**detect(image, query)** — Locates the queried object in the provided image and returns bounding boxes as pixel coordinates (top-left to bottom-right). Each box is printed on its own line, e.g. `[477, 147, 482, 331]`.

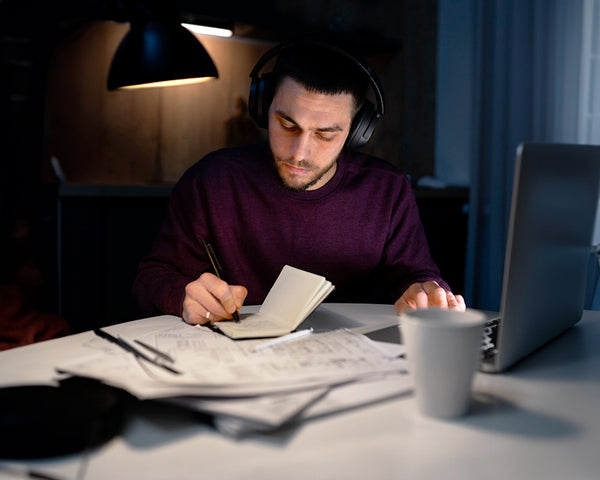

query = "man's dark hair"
[271, 43, 369, 115]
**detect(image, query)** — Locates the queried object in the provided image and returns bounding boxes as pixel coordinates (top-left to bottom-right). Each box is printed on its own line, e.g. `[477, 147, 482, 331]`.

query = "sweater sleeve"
[380, 176, 451, 300]
[132, 166, 211, 316]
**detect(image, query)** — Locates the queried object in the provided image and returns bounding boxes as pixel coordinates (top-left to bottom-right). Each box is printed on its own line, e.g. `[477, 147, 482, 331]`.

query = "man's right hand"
[182, 272, 247, 325]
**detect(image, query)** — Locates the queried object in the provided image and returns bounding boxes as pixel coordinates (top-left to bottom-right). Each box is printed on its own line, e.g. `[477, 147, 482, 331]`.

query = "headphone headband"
[248, 40, 385, 148]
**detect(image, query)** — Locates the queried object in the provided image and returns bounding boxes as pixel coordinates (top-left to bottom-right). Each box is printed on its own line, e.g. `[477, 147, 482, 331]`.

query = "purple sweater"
[133, 143, 448, 316]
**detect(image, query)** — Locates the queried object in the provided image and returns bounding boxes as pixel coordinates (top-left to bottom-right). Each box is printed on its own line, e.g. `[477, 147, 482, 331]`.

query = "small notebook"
[215, 265, 335, 339]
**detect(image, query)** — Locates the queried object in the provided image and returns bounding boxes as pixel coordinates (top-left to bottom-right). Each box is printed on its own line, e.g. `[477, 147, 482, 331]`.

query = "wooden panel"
[43, 21, 273, 184]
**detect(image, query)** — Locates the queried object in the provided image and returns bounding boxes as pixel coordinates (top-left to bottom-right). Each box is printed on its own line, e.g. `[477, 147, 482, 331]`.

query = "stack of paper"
[56, 323, 409, 435]
[59, 325, 405, 396]
[54, 266, 410, 436]
[168, 372, 412, 437]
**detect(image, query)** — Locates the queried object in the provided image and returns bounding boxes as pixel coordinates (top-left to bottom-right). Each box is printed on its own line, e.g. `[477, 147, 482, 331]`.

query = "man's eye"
[280, 121, 297, 131]
[316, 133, 335, 142]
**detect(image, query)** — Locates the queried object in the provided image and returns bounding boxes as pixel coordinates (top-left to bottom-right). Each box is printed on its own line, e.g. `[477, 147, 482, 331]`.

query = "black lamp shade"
[107, 20, 219, 90]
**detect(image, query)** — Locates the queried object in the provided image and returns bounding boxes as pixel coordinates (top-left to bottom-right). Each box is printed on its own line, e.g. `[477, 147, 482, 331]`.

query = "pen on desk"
[93, 328, 181, 375]
[202, 239, 241, 322]
[117, 336, 182, 375]
[253, 328, 314, 352]
[134, 338, 175, 363]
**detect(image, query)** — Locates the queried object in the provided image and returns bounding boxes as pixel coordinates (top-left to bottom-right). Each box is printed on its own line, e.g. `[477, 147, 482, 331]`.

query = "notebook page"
[215, 266, 333, 339]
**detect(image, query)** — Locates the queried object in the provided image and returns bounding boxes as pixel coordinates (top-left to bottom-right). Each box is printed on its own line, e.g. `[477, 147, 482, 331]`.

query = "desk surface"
[1, 304, 599, 480]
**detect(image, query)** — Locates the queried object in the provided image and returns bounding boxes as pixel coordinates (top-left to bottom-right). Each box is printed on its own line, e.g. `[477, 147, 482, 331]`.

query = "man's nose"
[289, 133, 311, 161]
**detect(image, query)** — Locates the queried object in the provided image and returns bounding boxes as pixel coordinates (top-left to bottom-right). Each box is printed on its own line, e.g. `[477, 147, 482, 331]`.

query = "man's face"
[267, 77, 354, 191]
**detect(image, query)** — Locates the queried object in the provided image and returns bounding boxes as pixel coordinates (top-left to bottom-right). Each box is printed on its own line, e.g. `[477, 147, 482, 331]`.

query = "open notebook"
[215, 265, 335, 339]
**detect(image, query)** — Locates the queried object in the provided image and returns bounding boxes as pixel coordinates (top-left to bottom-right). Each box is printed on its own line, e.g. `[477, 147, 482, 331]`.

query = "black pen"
[94, 328, 181, 375]
[202, 239, 241, 322]
[135, 338, 175, 363]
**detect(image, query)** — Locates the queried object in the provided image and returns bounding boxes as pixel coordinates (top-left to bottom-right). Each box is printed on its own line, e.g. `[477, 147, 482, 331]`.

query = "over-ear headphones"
[248, 40, 385, 149]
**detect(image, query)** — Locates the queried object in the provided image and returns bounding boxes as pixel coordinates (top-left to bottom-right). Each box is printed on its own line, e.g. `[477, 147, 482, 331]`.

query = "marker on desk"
[202, 239, 241, 322]
[253, 328, 314, 352]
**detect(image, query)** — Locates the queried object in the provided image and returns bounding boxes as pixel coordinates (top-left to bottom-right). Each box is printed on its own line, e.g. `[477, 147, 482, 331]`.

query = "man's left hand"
[394, 281, 466, 314]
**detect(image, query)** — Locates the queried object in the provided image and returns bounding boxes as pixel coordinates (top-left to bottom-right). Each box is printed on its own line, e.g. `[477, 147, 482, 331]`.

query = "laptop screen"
[493, 142, 600, 372]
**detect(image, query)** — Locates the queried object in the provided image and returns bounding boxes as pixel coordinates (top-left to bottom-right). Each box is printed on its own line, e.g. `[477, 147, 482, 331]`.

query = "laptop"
[480, 142, 600, 373]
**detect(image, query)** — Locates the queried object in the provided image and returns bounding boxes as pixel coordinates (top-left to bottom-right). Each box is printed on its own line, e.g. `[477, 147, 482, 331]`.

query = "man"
[133, 42, 465, 325]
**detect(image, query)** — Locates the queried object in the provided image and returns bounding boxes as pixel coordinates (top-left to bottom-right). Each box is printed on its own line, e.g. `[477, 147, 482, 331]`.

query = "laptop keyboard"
[481, 318, 500, 362]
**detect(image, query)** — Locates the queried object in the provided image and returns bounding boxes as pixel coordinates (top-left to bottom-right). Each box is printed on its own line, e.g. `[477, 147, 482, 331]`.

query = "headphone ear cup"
[347, 100, 379, 149]
[248, 77, 261, 126]
[248, 73, 274, 129]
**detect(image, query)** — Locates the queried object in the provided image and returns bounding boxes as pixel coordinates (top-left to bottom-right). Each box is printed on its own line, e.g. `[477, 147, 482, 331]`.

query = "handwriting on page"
[147, 323, 402, 383]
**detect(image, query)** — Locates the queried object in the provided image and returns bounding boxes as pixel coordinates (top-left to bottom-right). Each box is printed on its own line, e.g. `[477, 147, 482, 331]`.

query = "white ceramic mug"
[400, 308, 486, 419]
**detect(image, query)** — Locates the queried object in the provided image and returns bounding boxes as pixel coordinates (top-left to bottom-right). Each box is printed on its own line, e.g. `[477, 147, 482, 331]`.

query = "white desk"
[1, 304, 599, 480]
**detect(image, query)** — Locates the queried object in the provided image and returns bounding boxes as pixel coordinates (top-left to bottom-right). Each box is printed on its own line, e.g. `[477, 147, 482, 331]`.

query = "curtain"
[464, 0, 585, 309]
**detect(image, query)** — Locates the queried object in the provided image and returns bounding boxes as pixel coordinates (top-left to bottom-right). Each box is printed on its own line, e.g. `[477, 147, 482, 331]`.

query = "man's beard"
[273, 157, 338, 192]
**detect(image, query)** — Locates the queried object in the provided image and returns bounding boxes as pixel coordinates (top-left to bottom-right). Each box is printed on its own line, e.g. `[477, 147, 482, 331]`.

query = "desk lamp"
[107, 4, 219, 90]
